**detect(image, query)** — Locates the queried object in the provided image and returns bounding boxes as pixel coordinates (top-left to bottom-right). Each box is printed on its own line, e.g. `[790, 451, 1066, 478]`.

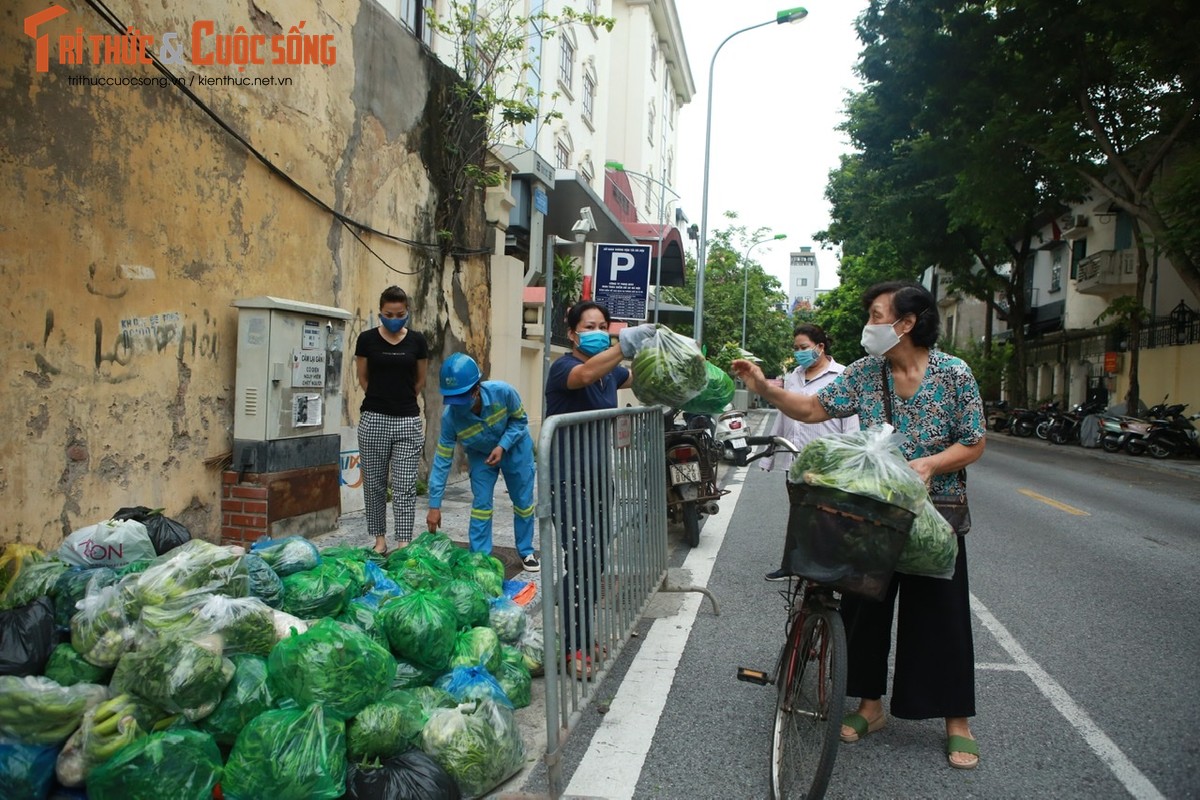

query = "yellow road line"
[1018, 488, 1090, 516]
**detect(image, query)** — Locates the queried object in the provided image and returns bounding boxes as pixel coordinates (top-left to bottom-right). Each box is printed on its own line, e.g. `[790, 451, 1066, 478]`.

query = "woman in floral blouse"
[732, 280, 986, 770]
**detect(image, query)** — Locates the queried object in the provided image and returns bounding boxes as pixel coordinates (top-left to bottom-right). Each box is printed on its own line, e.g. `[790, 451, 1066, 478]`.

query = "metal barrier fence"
[536, 405, 667, 797]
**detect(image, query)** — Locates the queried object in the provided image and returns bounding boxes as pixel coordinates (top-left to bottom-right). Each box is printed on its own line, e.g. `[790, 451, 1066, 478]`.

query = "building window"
[650, 38, 657, 78]
[387, 0, 432, 46]
[800, 278, 808, 287]
[647, 102, 655, 143]
[582, 73, 596, 124]
[580, 157, 594, 184]
[1050, 253, 1062, 292]
[555, 139, 571, 170]
[559, 35, 575, 89]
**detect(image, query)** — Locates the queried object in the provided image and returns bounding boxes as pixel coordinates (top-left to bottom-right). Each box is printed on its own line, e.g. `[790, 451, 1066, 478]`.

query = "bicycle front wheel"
[770, 607, 847, 800]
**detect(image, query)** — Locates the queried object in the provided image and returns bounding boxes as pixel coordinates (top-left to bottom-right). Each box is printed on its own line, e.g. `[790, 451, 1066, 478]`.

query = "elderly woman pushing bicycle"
[733, 280, 987, 772]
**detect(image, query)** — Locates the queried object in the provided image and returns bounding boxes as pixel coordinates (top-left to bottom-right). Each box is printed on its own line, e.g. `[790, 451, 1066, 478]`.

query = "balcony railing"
[1075, 249, 1136, 294]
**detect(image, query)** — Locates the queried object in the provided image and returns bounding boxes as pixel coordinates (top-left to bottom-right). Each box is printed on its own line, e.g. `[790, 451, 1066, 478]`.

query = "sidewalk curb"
[985, 429, 1200, 482]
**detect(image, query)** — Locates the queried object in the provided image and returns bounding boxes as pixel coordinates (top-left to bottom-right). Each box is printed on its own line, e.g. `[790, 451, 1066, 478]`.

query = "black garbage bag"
[0, 596, 55, 676]
[111, 506, 192, 556]
[344, 750, 461, 800]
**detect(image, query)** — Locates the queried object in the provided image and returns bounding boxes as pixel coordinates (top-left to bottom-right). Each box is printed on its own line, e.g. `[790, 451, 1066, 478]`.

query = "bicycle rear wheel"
[770, 606, 847, 800]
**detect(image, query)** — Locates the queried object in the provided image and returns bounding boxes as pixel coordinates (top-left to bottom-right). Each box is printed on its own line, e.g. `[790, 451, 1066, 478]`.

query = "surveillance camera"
[571, 208, 597, 242]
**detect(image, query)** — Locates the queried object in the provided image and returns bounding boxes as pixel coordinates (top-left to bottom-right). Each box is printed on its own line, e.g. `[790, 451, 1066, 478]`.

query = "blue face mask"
[380, 314, 408, 333]
[794, 348, 819, 369]
[577, 330, 611, 356]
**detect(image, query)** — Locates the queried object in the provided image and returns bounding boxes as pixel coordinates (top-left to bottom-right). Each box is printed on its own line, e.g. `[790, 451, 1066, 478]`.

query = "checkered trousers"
[357, 411, 425, 542]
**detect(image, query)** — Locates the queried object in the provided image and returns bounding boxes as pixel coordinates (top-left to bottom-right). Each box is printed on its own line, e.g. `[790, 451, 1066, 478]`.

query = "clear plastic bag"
[788, 424, 928, 514]
[895, 500, 959, 580]
[70, 583, 135, 668]
[630, 326, 709, 408]
[137, 594, 276, 657]
[0, 675, 108, 745]
[58, 520, 156, 570]
[421, 699, 524, 799]
[488, 596, 527, 644]
[449, 627, 502, 674]
[87, 728, 222, 800]
[250, 536, 320, 576]
[122, 540, 249, 612]
[110, 634, 235, 721]
[222, 704, 347, 800]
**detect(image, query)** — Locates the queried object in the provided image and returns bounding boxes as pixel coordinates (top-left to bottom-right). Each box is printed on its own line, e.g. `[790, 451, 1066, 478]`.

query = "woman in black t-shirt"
[354, 286, 429, 553]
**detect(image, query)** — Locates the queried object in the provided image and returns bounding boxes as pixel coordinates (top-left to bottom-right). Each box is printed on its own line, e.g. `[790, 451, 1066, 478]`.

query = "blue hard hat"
[440, 353, 481, 401]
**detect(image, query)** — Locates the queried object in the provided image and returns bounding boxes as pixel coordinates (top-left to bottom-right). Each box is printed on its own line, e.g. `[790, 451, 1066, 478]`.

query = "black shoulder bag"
[881, 362, 972, 534]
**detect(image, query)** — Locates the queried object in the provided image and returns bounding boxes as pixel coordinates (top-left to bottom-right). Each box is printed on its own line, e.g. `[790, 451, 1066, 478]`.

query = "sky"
[672, 1, 870, 294]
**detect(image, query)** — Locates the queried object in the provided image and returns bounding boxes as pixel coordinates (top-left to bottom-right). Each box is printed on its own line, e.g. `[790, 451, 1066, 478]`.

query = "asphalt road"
[525, 428, 1200, 799]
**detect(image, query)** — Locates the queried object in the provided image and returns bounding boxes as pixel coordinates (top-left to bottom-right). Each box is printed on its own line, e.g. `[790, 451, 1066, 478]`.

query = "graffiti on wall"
[93, 309, 221, 369]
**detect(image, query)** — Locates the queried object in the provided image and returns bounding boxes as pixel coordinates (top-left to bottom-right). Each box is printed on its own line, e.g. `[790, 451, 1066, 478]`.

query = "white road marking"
[564, 474, 745, 799]
[971, 596, 1167, 800]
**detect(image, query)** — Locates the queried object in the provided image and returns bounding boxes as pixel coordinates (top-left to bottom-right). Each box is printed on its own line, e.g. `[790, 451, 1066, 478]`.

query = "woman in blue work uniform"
[425, 353, 540, 572]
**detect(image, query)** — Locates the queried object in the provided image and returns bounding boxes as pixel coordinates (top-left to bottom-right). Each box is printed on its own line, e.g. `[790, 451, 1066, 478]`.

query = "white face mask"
[861, 320, 903, 357]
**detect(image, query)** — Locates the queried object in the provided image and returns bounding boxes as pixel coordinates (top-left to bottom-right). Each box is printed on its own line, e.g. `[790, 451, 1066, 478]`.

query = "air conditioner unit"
[1062, 214, 1090, 240]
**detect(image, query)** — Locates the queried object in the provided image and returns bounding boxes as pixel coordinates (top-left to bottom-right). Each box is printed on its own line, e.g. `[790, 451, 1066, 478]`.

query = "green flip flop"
[840, 712, 886, 743]
[946, 734, 980, 770]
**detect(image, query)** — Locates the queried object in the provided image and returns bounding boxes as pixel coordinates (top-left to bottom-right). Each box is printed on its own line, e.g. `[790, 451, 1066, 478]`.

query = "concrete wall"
[1110, 344, 1200, 410]
[2, 0, 491, 547]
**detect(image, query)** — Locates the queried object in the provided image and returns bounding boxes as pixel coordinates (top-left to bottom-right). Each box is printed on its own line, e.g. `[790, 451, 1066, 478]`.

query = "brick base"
[220, 464, 340, 546]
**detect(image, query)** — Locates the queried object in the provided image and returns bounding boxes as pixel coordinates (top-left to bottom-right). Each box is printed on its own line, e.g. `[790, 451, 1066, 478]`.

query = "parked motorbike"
[1045, 398, 1107, 445]
[1142, 405, 1200, 459]
[1009, 400, 1059, 438]
[985, 400, 1011, 433]
[664, 410, 726, 547]
[714, 406, 751, 465]
[1097, 399, 1172, 454]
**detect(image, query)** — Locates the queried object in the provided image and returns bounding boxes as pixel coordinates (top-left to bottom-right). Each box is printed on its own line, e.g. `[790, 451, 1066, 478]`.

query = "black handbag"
[881, 362, 972, 534]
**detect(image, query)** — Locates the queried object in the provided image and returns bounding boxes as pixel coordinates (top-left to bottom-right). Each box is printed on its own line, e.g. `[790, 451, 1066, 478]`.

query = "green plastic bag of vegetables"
[630, 326, 708, 408]
[319, 544, 382, 565]
[346, 700, 421, 761]
[449, 627, 502, 674]
[385, 550, 453, 592]
[242, 553, 284, 608]
[495, 658, 532, 709]
[137, 594, 277, 657]
[87, 728, 222, 800]
[488, 596, 527, 644]
[517, 625, 545, 677]
[378, 590, 458, 671]
[451, 551, 504, 597]
[895, 500, 958, 580]
[197, 655, 273, 746]
[436, 665, 512, 709]
[278, 561, 353, 619]
[53, 567, 118, 629]
[0, 675, 107, 744]
[323, 556, 368, 598]
[250, 536, 320, 576]
[1, 558, 68, 610]
[439, 579, 490, 630]
[421, 698, 525, 798]
[268, 618, 395, 720]
[336, 598, 389, 649]
[789, 425, 928, 515]
[0, 740, 57, 800]
[111, 635, 235, 721]
[391, 657, 443, 689]
[222, 704, 346, 800]
[70, 583, 135, 668]
[378, 686, 456, 739]
[115, 558, 153, 577]
[681, 360, 737, 415]
[407, 530, 458, 564]
[43, 643, 112, 687]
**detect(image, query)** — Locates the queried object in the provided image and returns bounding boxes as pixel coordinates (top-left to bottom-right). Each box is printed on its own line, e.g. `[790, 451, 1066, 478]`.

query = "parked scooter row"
[1043, 398, 1109, 445]
[1097, 399, 1200, 459]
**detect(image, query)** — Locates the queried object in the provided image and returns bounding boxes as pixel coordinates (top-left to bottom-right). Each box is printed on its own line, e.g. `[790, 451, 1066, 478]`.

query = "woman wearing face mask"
[732, 280, 986, 771]
[355, 285, 429, 555]
[759, 323, 859, 581]
[544, 301, 654, 679]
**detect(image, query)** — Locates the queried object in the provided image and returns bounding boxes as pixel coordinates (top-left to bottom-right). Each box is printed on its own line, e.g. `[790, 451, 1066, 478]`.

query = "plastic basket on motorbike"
[781, 426, 928, 600]
[783, 480, 915, 601]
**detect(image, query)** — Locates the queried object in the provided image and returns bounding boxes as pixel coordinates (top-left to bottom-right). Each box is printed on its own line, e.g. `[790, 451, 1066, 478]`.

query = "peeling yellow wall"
[1111, 344, 1200, 410]
[1, 0, 490, 547]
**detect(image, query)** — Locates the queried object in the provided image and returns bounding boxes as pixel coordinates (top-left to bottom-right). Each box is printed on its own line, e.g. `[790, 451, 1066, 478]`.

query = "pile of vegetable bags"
[788, 425, 959, 579]
[0, 528, 543, 800]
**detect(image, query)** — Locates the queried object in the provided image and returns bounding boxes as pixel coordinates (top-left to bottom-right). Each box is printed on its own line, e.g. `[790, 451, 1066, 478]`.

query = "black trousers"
[840, 535, 975, 719]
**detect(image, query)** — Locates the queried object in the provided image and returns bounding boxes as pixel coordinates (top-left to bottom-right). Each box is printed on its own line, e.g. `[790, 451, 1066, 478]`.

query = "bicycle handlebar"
[742, 435, 801, 465]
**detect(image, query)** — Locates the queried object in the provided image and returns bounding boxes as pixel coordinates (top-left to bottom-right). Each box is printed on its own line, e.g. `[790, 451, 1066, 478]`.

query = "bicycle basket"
[782, 482, 916, 601]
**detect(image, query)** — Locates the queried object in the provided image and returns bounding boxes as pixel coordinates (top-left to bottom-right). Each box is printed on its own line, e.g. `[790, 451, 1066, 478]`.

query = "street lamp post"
[695, 7, 808, 347]
[604, 161, 680, 323]
[741, 233, 787, 350]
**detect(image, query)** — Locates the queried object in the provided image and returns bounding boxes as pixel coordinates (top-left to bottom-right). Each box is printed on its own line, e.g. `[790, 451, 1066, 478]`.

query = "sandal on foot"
[946, 734, 980, 770]
[840, 712, 886, 743]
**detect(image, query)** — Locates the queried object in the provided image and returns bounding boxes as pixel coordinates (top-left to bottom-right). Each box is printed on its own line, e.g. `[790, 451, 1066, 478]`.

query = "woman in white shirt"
[760, 323, 860, 580]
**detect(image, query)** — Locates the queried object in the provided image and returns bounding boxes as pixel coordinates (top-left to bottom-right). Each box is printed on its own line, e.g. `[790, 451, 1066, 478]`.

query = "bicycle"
[736, 435, 915, 800]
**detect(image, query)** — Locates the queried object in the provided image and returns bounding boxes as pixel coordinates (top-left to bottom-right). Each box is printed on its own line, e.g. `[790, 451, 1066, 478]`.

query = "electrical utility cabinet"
[231, 296, 352, 476]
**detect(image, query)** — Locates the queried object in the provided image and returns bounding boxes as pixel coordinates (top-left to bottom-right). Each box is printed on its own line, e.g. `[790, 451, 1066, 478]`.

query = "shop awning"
[624, 223, 688, 286]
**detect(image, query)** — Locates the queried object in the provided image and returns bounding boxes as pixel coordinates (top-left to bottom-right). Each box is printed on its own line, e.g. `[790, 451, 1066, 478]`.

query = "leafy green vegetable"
[268, 618, 395, 720]
[385, 550, 454, 591]
[55, 692, 165, 786]
[439, 578, 490, 629]
[137, 594, 276, 657]
[488, 596, 527, 644]
[335, 598, 389, 649]
[451, 551, 504, 597]
[122, 540, 249, 613]
[43, 643, 112, 687]
[378, 590, 458, 671]
[278, 562, 352, 619]
[789, 427, 928, 514]
[70, 583, 135, 667]
[53, 567, 118, 629]
[896, 500, 959, 579]
[0, 740, 57, 800]
[222, 704, 346, 800]
[680, 360, 736, 415]
[421, 698, 525, 798]
[115, 558, 153, 577]
[346, 701, 419, 761]
[630, 326, 708, 408]
[0, 675, 108, 744]
[494, 658, 532, 709]
[449, 626, 502, 674]
[1, 558, 68, 610]
[111, 636, 235, 721]
[390, 657, 443, 689]
[517, 625, 545, 677]
[197, 654, 273, 746]
[242, 553, 284, 608]
[87, 728, 222, 800]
